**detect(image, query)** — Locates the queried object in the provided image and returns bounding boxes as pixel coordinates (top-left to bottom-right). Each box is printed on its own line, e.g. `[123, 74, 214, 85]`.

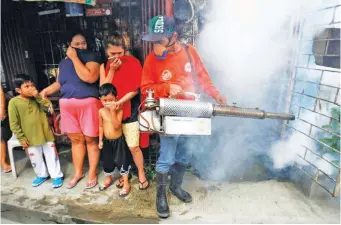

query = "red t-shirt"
[141, 44, 220, 100]
[105, 55, 149, 148]
[105, 55, 142, 121]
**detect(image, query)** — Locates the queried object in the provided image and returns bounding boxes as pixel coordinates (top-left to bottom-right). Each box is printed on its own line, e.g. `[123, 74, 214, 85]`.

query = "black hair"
[64, 30, 87, 45]
[99, 83, 117, 97]
[13, 74, 33, 88]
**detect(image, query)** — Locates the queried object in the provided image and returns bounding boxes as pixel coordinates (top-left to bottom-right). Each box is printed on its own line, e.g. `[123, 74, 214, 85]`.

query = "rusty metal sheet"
[86, 7, 112, 17]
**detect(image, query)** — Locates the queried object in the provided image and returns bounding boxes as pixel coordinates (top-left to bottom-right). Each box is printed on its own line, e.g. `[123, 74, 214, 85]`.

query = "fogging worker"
[141, 15, 227, 218]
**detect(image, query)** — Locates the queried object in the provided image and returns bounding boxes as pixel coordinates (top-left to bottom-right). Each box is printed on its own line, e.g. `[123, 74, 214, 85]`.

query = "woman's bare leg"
[129, 146, 148, 188]
[84, 136, 99, 182]
[67, 133, 86, 183]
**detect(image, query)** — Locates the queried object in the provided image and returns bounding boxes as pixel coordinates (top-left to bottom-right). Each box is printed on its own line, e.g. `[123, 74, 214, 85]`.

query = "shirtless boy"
[98, 83, 132, 197]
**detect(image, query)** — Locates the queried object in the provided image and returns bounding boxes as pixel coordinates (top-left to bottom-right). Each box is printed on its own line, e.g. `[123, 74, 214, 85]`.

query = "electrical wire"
[138, 100, 151, 130]
[151, 111, 164, 134]
[138, 100, 164, 134]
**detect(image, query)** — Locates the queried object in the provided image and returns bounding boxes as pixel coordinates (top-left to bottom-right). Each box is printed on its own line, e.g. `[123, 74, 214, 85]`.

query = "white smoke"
[194, 0, 339, 180]
[270, 110, 317, 169]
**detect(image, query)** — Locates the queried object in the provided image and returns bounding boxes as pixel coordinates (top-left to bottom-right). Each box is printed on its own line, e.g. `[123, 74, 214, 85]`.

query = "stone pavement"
[1, 148, 340, 224]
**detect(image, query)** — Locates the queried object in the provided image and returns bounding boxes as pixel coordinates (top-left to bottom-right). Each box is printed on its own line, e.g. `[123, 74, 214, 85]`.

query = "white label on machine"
[138, 110, 161, 132]
[163, 116, 211, 135]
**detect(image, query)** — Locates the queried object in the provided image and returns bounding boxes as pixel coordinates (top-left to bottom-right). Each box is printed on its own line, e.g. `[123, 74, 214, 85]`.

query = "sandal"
[4, 168, 12, 173]
[67, 174, 85, 189]
[119, 187, 130, 198]
[115, 173, 132, 189]
[85, 179, 98, 189]
[115, 179, 124, 189]
[99, 180, 113, 191]
[139, 179, 150, 190]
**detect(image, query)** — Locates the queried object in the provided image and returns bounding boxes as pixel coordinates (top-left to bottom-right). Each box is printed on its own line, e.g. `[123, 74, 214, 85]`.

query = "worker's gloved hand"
[169, 84, 183, 97]
[214, 94, 227, 105]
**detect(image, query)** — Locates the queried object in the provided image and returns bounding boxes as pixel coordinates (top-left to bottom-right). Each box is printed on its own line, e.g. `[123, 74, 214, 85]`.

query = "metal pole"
[128, 0, 133, 54]
[213, 105, 296, 120]
[333, 170, 340, 197]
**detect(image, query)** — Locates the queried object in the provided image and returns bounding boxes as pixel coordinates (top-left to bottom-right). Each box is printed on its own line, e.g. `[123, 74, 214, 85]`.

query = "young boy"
[8, 74, 63, 188]
[98, 83, 132, 197]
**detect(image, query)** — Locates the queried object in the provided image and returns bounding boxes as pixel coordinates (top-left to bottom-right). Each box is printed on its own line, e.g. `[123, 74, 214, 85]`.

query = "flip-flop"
[139, 179, 150, 190]
[115, 179, 124, 189]
[66, 174, 85, 189]
[99, 180, 113, 191]
[4, 168, 12, 173]
[115, 173, 132, 189]
[85, 179, 98, 189]
[119, 187, 130, 198]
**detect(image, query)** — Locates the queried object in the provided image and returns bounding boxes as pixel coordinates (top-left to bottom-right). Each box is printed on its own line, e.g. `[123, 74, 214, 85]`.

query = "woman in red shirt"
[99, 32, 149, 192]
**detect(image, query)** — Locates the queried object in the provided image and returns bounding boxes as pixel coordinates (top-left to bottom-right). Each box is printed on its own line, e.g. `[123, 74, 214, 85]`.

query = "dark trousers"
[102, 136, 132, 176]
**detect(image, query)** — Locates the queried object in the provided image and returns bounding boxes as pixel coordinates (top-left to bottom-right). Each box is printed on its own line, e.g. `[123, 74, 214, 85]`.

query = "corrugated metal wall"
[1, 19, 29, 89]
[1, 1, 30, 91]
[2, 0, 168, 89]
[141, 0, 166, 60]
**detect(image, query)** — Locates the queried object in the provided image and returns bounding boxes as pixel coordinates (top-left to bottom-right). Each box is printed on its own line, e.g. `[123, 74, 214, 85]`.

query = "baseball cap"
[142, 15, 176, 42]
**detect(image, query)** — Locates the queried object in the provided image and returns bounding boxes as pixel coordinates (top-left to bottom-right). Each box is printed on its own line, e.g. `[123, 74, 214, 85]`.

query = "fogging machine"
[138, 90, 295, 135]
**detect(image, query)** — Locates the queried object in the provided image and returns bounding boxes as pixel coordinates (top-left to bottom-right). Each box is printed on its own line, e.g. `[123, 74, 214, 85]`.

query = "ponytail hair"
[106, 31, 127, 51]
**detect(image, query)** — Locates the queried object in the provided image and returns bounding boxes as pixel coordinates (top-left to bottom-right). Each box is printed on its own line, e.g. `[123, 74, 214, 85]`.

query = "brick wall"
[287, 4, 340, 197]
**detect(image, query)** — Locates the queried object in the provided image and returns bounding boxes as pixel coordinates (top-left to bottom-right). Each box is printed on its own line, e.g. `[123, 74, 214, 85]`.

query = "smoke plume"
[192, 0, 339, 181]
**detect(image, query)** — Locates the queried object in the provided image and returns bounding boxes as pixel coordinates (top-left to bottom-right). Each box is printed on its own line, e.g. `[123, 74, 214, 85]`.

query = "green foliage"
[319, 107, 340, 155]
[145, 164, 156, 181]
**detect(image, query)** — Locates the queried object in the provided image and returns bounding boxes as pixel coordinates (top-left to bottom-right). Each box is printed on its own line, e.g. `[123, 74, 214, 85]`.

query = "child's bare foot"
[99, 175, 113, 191]
[119, 176, 130, 197]
[104, 175, 113, 186]
[115, 176, 123, 188]
[115, 173, 132, 188]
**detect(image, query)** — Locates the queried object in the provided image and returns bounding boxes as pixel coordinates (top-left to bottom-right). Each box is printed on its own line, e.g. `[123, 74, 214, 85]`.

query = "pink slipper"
[4, 168, 12, 173]
[85, 179, 98, 189]
[67, 174, 85, 189]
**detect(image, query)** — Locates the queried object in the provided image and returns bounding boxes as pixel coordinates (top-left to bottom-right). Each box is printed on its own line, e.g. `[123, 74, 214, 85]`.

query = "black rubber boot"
[156, 172, 170, 218]
[169, 163, 192, 203]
